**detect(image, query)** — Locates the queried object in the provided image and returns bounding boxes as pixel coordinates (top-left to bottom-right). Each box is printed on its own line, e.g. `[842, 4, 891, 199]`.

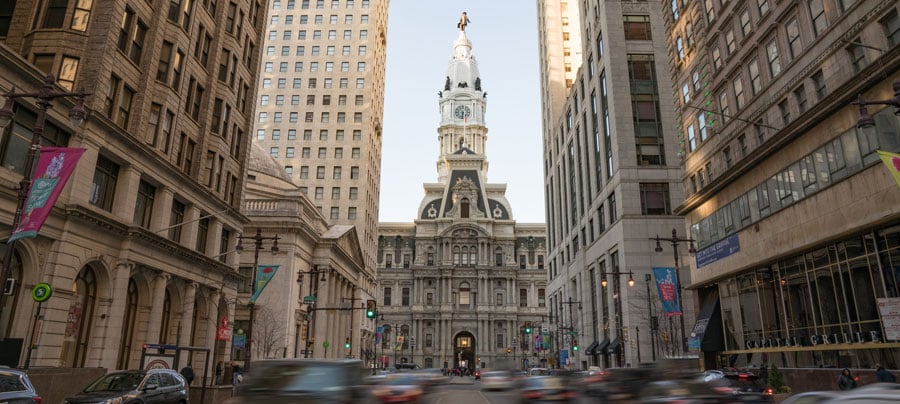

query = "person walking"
[759, 364, 768, 386]
[838, 368, 857, 390]
[180, 363, 195, 386]
[876, 364, 897, 383]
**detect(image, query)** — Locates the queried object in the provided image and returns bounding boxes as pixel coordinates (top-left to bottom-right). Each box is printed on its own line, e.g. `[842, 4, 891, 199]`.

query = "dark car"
[225, 359, 368, 404]
[0, 368, 42, 403]
[705, 373, 773, 403]
[63, 369, 188, 404]
[520, 375, 579, 403]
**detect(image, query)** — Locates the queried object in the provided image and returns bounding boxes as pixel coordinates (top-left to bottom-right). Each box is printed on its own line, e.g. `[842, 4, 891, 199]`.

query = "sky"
[378, 1, 546, 223]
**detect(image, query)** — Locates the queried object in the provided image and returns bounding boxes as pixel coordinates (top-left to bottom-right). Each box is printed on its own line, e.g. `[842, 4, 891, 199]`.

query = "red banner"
[9, 147, 85, 242]
[217, 327, 233, 341]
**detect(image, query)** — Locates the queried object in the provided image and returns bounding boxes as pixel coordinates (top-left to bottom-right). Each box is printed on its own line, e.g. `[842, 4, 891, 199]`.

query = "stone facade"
[0, 0, 266, 381]
[665, 0, 900, 370]
[252, 0, 389, 279]
[375, 28, 548, 371]
[538, 0, 691, 370]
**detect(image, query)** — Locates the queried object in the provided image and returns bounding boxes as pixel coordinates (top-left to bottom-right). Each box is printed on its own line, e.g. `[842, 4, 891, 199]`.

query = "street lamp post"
[853, 79, 900, 128]
[650, 229, 696, 356]
[645, 274, 657, 362]
[0, 75, 88, 332]
[296, 266, 328, 358]
[560, 298, 581, 368]
[600, 271, 634, 366]
[236, 228, 280, 371]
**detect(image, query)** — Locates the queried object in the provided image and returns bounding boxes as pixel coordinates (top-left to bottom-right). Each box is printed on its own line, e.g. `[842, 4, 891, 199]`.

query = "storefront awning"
[595, 338, 610, 355]
[688, 289, 726, 352]
[606, 338, 621, 354]
[585, 340, 599, 355]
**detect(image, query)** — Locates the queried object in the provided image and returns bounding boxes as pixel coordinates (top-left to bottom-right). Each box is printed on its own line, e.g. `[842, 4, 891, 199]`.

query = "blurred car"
[639, 379, 741, 404]
[63, 369, 187, 404]
[528, 368, 551, 377]
[519, 376, 578, 403]
[225, 359, 368, 404]
[826, 382, 900, 403]
[0, 368, 42, 404]
[412, 368, 445, 391]
[705, 372, 774, 402]
[589, 366, 658, 401]
[371, 374, 424, 403]
[480, 370, 514, 391]
[780, 391, 840, 404]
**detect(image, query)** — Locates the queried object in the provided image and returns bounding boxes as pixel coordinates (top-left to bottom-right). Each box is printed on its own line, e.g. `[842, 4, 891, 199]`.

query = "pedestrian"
[838, 368, 857, 390]
[179, 363, 195, 385]
[215, 361, 223, 385]
[232, 361, 244, 385]
[759, 364, 768, 386]
[875, 364, 897, 383]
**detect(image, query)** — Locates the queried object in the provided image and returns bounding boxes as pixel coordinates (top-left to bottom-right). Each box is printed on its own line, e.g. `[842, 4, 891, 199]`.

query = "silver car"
[64, 369, 188, 404]
[0, 368, 42, 404]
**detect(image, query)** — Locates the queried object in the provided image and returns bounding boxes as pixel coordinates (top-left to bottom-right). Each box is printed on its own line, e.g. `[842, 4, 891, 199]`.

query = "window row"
[274, 0, 370, 10]
[270, 13, 368, 25]
[267, 44, 367, 56]
[255, 128, 363, 141]
[260, 93, 364, 106]
[259, 111, 365, 123]
[261, 77, 366, 89]
[268, 146, 361, 160]
[263, 60, 366, 73]
[290, 165, 361, 180]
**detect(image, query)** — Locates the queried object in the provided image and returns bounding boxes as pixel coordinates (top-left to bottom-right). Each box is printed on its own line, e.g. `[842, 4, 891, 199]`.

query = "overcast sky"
[379, 1, 546, 223]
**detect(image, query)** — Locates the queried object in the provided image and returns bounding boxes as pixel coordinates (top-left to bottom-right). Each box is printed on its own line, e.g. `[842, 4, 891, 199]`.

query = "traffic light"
[366, 299, 376, 318]
[573, 339, 579, 351]
[524, 322, 532, 334]
[345, 337, 351, 349]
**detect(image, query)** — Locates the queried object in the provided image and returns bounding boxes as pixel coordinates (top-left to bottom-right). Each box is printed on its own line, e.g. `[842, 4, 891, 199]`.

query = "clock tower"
[436, 29, 488, 182]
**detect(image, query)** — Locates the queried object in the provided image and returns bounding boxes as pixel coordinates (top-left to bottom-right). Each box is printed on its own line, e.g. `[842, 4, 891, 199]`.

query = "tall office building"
[375, 24, 548, 371]
[252, 0, 388, 277]
[538, 0, 691, 370]
[537, 0, 582, 131]
[665, 0, 900, 373]
[0, 0, 265, 377]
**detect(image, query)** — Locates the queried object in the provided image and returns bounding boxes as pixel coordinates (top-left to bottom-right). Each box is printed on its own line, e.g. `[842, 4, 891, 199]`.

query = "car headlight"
[100, 397, 126, 404]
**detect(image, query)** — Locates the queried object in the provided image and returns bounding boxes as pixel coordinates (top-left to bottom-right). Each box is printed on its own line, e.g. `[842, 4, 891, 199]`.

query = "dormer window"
[460, 198, 470, 218]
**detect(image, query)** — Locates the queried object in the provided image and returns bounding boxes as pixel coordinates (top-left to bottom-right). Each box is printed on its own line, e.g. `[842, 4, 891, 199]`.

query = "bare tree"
[254, 306, 285, 359]
[627, 281, 680, 358]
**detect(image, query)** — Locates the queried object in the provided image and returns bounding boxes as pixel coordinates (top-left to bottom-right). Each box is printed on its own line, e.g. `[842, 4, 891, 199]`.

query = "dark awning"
[585, 340, 599, 355]
[687, 288, 726, 352]
[606, 338, 621, 354]
[597, 338, 610, 354]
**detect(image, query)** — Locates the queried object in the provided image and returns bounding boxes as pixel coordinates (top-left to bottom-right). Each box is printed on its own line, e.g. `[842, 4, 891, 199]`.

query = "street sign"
[303, 295, 317, 303]
[31, 283, 52, 302]
[410, 336, 417, 348]
[541, 323, 549, 333]
[511, 337, 518, 348]
[323, 340, 330, 348]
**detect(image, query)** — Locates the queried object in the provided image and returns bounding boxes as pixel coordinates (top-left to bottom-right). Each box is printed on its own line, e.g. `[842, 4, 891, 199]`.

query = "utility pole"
[646, 274, 657, 362]
[650, 229, 697, 356]
[236, 228, 280, 371]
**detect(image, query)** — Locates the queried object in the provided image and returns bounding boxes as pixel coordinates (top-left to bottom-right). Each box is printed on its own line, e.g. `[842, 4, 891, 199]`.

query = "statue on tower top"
[457, 11, 471, 32]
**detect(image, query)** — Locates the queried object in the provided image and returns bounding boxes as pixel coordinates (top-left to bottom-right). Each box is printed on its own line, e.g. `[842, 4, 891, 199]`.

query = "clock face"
[454, 105, 471, 119]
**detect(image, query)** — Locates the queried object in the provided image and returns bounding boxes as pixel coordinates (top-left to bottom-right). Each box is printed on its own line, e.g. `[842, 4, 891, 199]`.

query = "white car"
[480, 370, 514, 391]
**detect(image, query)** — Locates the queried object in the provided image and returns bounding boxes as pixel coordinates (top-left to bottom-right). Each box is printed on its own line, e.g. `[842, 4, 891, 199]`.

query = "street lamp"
[0, 75, 89, 329]
[600, 271, 635, 288]
[235, 228, 280, 371]
[296, 266, 328, 358]
[853, 79, 900, 128]
[650, 228, 696, 356]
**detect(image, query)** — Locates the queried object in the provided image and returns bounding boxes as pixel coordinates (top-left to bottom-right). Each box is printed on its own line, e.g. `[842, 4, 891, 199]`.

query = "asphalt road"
[413, 379, 596, 404]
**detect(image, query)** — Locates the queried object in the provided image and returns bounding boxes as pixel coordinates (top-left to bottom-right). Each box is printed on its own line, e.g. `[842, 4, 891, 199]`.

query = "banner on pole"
[878, 150, 900, 192]
[9, 147, 85, 243]
[653, 267, 682, 316]
[249, 265, 279, 304]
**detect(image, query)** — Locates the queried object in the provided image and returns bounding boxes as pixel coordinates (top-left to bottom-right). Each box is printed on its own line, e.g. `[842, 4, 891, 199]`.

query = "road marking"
[476, 390, 491, 403]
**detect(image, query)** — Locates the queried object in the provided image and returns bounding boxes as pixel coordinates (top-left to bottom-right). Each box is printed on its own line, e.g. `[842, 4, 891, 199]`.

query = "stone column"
[179, 282, 198, 346]
[99, 261, 134, 370]
[112, 164, 141, 223]
[145, 273, 171, 344]
[151, 187, 173, 234]
[208, 219, 224, 259]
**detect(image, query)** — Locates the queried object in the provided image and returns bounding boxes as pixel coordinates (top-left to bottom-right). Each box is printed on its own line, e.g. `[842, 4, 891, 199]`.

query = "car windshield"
[245, 364, 349, 392]
[0, 373, 27, 393]
[523, 376, 566, 389]
[85, 372, 145, 392]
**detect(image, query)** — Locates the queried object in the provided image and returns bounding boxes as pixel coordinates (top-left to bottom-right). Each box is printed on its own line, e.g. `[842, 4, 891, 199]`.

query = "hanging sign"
[9, 147, 85, 242]
[249, 265, 279, 304]
[653, 267, 682, 316]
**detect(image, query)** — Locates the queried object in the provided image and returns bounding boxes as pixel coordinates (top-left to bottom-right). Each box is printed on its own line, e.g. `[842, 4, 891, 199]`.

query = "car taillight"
[764, 388, 774, 395]
[32, 397, 42, 404]
[525, 391, 542, 399]
[561, 391, 577, 399]
[853, 376, 860, 382]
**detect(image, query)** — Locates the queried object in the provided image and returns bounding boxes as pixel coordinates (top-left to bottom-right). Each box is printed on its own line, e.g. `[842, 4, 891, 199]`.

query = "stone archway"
[453, 331, 476, 371]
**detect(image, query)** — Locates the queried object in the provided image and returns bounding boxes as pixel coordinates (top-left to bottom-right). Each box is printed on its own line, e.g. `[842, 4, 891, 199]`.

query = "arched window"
[459, 282, 471, 306]
[117, 279, 139, 369]
[0, 246, 22, 338]
[460, 198, 470, 218]
[453, 246, 461, 265]
[461, 246, 469, 265]
[64, 266, 97, 367]
[160, 290, 172, 344]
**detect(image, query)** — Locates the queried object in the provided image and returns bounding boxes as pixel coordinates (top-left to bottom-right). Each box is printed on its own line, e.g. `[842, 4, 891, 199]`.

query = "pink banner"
[8, 147, 85, 242]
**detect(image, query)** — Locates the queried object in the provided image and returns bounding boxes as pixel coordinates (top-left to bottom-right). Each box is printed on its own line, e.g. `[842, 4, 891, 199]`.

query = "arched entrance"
[453, 331, 476, 371]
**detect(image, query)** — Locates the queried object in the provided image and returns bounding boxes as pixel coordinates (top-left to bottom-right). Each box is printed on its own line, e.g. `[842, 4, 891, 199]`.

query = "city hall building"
[375, 25, 548, 371]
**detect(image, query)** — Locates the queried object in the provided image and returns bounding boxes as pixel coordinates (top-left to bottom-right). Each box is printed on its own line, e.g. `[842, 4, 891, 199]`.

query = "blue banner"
[696, 233, 741, 268]
[653, 267, 682, 316]
[559, 349, 569, 366]
[249, 265, 279, 304]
